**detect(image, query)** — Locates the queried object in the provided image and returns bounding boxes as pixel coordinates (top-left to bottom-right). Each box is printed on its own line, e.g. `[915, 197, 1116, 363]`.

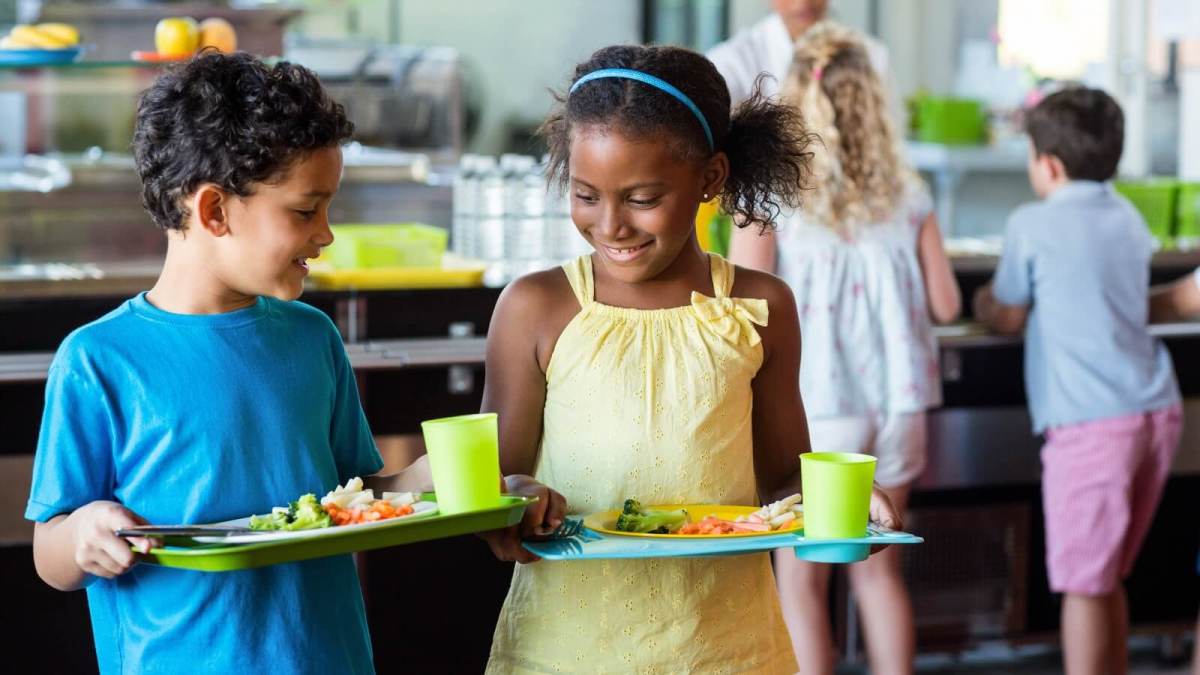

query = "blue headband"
[569, 68, 715, 151]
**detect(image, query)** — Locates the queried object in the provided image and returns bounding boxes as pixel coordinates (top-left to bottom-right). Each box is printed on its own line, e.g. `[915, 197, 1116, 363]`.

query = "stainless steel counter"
[5, 321, 1200, 380]
[0, 336, 488, 383]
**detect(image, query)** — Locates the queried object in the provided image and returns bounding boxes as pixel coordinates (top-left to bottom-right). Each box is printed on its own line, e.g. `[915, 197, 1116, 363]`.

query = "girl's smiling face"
[568, 126, 725, 285]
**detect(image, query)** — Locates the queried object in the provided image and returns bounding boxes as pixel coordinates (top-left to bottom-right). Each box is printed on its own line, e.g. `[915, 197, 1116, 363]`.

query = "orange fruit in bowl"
[198, 17, 237, 54]
[155, 17, 199, 58]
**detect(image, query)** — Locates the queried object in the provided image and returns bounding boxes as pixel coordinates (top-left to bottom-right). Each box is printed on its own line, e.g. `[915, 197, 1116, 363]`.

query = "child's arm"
[743, 272, 806, 503]
[1150, 270, 1200, 323]
[975, 213, 1035, 335]
[478, 273, 573, 562]
[728, 220, 777, 274]
[33, 503, 159, 591]
[916, 213, 961, 324]
[973, 283, 1028, 335]
[363, 455, 433, 495]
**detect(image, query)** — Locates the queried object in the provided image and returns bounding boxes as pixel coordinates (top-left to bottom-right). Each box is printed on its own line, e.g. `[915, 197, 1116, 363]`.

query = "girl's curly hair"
[133, 51, 354, 231]
[541, 44, 815, 232]
[783, 21, 917, 236]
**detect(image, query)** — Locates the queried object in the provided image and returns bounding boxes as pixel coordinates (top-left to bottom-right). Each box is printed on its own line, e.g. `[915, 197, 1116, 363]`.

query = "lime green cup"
[420, 413, 502, 515]
[797, 452, 877, 563]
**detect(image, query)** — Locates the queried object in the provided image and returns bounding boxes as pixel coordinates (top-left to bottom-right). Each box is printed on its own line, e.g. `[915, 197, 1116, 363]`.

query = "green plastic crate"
[915, 96, 986, 145]
[1177, 182, 1200, 247]
[325, 223, 448, 269]
[1113, 180, 1178, 249]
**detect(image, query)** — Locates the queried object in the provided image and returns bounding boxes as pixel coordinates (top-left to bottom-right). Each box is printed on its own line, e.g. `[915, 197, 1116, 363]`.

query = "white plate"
[193, 501, 439, 544]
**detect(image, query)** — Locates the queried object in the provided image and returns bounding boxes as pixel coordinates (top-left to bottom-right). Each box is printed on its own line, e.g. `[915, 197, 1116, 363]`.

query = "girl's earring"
[702, 193, 710, 201]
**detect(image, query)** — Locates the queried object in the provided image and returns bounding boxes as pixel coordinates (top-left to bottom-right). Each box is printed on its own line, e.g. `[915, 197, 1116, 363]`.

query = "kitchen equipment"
[286, 40, 464, 157]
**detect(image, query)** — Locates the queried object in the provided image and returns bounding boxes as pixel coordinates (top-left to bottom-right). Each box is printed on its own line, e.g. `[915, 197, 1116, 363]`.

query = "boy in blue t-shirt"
[974, 87, 1181, 674]
[26, 53, 563, 674]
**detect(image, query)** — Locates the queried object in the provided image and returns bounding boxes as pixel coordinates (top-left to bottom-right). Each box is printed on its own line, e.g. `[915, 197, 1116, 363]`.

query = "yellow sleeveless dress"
[487, 253, 797, 674]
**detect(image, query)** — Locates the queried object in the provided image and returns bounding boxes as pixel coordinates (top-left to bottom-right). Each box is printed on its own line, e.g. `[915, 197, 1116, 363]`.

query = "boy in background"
[975, 87, 1181, 674]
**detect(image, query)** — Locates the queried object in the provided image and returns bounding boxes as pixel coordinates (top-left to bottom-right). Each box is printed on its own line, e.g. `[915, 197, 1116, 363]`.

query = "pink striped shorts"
[1041, 404, 1182, 595]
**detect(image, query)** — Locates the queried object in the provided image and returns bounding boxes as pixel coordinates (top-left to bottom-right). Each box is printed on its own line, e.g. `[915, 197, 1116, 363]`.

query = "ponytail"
[720, 75, 816, 232]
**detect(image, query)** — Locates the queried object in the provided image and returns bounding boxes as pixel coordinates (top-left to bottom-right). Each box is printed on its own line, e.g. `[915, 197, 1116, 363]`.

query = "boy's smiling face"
[210, 145, 343, 302]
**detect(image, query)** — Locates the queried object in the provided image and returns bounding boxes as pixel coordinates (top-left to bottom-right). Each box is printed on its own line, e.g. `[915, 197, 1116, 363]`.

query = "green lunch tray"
[140, 494, 534, 572]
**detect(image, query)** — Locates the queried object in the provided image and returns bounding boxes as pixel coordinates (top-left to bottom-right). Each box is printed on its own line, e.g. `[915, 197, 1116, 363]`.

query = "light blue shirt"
[26, 293, 384, 675]
[992, 181, 1179, 432]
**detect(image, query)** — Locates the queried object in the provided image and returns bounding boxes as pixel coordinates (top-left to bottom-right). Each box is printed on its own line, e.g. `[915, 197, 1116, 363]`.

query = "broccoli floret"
[249, 494, 331, 531]
[283, 494, 332, 531]
[249, 508, 289, 531]
[615, 503, 689, 534]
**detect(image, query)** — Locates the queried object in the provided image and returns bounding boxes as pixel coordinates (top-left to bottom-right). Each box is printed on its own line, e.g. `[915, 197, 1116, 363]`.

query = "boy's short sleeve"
[26, 362, 115, 522]
[992, 212, 1034, 307]
[329, 342, 383, 482]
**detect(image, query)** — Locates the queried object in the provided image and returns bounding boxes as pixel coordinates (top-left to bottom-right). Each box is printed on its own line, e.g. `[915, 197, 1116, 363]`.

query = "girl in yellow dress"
[480, 44, 902, 674]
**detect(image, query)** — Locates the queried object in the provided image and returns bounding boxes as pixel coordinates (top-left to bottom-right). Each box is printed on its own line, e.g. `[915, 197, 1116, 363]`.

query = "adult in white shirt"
[707, 0, 888, 105]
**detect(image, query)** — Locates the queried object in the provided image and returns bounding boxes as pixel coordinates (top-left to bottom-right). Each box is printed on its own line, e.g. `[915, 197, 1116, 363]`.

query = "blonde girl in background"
[730, 22, 961, 675]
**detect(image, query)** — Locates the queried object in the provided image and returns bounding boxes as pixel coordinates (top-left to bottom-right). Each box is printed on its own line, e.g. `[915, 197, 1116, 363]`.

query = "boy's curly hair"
[133, 51, 354, 231]
[782, 21, 917, 236]
[540, 44, 814, 232]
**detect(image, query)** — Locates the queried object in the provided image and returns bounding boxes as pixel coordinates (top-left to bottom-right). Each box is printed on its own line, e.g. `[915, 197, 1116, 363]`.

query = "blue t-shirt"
[992, 181, 1179, 432]
[26, 293, 384, 675]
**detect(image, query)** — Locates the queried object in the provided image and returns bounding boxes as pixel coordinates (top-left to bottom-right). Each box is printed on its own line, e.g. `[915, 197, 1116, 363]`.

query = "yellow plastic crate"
[309, 224, 483, 289]
[308, 258, 486, 290]
[325, 224, 448, 269]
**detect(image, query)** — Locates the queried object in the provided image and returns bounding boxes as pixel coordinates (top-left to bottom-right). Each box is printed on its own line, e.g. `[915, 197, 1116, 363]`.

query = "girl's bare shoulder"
[729, 265, 797, 316]
[491, 267, 583, 362]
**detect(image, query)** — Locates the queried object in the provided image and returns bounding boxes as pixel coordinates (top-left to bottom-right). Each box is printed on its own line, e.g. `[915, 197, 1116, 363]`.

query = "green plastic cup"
[420, 413, 502, 514]
[800, 452, 876, 539]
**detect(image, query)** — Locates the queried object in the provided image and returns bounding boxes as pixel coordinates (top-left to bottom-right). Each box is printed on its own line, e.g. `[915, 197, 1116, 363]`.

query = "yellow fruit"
[35, 23, 80, 46]
[198, 17, 237, 54]
[9, 24, 69, 49]
[0, 36, 34, 50]
[155, 17, 199, 58]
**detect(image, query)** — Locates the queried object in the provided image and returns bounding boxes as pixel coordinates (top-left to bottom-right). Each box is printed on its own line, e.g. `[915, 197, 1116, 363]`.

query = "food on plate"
[739, 493, 803, 529]
[249, 493, 332, 531]
[0, 23, 81, 50]
[611, 493, 804, 536]
[614, 499, 689, 534]
[320, 477, 418, 525]
[249, 477, 422, 530]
